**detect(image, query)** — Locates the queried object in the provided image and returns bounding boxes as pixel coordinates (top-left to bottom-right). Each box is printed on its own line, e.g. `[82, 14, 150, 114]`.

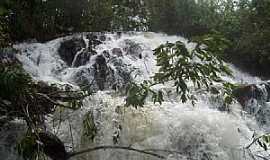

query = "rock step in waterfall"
[56, 32, 146, 91]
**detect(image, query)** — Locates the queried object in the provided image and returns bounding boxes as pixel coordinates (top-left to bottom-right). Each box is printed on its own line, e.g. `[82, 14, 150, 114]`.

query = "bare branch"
[245, 134, 268, 149]
[35, 93, 76, 110]
[67, 146, 166, 159]
[145, 148, 183, 155]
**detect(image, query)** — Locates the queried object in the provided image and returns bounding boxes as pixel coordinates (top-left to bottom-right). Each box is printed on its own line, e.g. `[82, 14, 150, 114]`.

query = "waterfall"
[1, 32, 269, 160]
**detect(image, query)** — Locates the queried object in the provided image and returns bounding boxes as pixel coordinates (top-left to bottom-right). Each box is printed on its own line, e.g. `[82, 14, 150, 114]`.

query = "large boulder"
[58, 38, 86, 66]
[57, 37, 102, 67]
[72, 55, 110, 91]
[232, 82, 270, 126]
[72, 49, 97, 67]
[233, 84, 258, 107]
[233, 83, 269, 107]
[71, 56, 134, 92]
[38, 132, 68, 160]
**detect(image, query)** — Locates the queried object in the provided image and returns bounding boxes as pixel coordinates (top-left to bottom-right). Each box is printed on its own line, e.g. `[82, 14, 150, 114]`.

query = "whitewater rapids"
[1, 32, 268, 160]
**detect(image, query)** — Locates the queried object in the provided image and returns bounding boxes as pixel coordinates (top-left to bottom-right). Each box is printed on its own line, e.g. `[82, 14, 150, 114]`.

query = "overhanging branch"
[67, 145, 166, 159]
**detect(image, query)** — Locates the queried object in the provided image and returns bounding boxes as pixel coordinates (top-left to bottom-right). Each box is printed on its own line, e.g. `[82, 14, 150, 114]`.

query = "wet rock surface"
[58, 38, 86, 66]
[109, 58, 134, 90]
[72, 55, 133, 92]
[56, 34, 142, 92]
[72, 50, 91, 67]
[94, 55, 108, 90]
[72, 68, 94, 89]
[123, 39, 143, 58]
[233, 82, 270, 107]
[38, 132, 68, 160]
[58, 33, 110, 67]
[86, 33, 103, 48]
[233, 82, 270, 126]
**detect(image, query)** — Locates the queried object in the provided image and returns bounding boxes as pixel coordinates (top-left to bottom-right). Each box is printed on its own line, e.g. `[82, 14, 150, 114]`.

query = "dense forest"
[1, 0, 270, 160]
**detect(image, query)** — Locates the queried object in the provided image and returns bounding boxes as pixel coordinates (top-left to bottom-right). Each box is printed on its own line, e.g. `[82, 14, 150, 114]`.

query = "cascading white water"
[2, 32, 269, 160]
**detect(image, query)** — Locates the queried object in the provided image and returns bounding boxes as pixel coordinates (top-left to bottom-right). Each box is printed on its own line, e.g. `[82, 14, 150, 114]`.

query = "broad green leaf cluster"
[125, 81, 164, 108]
[126, 33, 234, 107]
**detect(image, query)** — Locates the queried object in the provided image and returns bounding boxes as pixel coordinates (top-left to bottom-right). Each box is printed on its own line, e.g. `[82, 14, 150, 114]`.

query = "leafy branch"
[126, 32, 234, 107]
[125, 81, 163, 108]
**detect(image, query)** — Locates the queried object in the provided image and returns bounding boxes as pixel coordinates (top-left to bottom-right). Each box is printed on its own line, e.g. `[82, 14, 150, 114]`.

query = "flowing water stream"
[1, 32, 269, 160]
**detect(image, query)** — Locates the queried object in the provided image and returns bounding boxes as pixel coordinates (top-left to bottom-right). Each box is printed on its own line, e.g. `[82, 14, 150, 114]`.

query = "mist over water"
[1, 32, 268, 160]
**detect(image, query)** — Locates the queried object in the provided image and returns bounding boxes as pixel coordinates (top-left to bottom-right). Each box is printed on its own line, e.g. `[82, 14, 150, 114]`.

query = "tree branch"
[144, 148, 183, 155]
[245, 134, 266, 149]
[67, 146, 166, 159]
[35, 93, 77, 110]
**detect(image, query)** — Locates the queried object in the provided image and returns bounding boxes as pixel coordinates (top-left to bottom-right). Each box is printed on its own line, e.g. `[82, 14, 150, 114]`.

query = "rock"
[264, 81, 270, 100]
[109, 58, 133, 90]
[38, 132, 68, 160]
[72, 68, 95, 89]
[58, 38, 86, 66]
[123, 39, 143, 58]
[71, 55, 134, 92]
[233, 84, 256, 107]
[58, 36, 101, 67]
[72, 50, 91, 67]
[86, 33, 102, 48]
[233, 84, 266, 107]
[99, 34, 106, 41]
[102, 50, 110, 59]
[232, 82, 270, 126]
[232, 82, 270, 124]
[94, 55, 108, 90]
[111, 48, 123, 57]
